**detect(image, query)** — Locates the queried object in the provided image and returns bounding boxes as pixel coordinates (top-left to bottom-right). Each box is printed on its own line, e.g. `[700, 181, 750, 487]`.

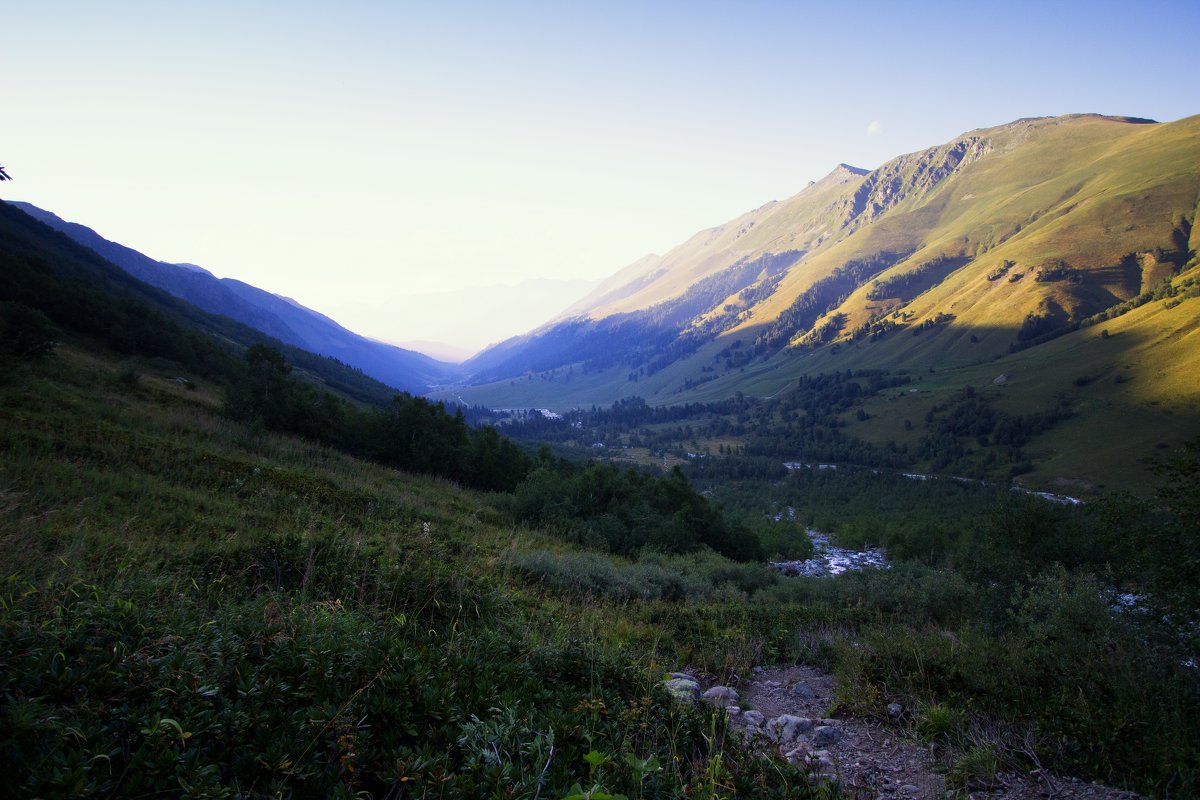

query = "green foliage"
[505, 548, 779, 603]
[753, 520, 815, 562]
[0, 300, 58, 359]
[222, 343, 532, 492]
[948, 746, 998, 790]
[506, 461, 763, 562]
[916, 703, 961, 741]
[0, 353, 834, 799]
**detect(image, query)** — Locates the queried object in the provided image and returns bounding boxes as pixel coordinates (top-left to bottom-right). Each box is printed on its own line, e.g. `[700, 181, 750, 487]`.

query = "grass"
[0, 345, 834, 799]
[4, 341, 1199, 797]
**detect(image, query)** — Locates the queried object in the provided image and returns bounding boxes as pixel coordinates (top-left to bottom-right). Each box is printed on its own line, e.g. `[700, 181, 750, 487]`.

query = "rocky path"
[668, 666, 1144, 800]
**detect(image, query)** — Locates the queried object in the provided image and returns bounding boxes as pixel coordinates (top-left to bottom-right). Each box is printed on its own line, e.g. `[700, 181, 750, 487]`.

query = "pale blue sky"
[4, 1, 1198, 351]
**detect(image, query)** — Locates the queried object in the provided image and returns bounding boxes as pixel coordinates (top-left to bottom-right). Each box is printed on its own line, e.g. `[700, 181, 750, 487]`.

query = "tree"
[226, 344, 294, 426]
[0, 301, 58, 359]
[0, 165, 11, 181]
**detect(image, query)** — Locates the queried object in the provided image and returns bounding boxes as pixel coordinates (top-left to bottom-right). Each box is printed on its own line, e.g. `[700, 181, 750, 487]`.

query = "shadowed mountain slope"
[8, 202, 457, 394]
[0, 201, 409, 406]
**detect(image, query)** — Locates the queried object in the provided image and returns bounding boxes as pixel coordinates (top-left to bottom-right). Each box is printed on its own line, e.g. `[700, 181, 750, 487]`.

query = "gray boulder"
[702, 686, 740, 707]
[812, 725, 840, 747]
[741, 710, 765, 727]
[791, 681, 816, 699]
[767, 714, 816, 743]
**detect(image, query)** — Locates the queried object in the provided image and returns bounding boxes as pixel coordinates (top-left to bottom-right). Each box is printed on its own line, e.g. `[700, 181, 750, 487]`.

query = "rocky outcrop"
[835, 136, 993, 231]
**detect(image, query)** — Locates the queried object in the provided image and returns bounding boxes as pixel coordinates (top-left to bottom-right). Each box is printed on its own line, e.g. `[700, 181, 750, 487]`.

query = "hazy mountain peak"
[835, 163, 870, 176]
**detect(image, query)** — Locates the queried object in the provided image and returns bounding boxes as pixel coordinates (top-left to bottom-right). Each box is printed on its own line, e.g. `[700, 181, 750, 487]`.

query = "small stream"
[768, 511, 890, 577]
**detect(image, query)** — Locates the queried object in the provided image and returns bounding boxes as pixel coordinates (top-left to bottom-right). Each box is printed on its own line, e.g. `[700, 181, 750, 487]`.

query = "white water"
[768, 510, 890, 577]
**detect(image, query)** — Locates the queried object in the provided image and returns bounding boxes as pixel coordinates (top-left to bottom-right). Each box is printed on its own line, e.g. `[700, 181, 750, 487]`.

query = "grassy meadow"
[3, 331, 1199, 798]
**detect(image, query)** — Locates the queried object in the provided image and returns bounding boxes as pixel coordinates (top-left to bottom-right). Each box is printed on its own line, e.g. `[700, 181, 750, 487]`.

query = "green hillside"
[4, 297, 1200, 797]
[445, 114, 1200, 491]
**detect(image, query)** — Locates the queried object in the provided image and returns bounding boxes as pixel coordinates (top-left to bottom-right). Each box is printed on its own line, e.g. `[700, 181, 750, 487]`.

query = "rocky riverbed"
[769, 527, 890, 578]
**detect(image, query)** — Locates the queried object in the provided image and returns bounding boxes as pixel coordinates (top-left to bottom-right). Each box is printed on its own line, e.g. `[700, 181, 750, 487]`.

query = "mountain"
[443, 113, 1200, 489]
[7, 202, 457, 394]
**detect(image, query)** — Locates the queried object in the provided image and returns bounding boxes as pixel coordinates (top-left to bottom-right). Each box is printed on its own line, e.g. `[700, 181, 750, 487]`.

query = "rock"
[726, 706, 741, 716]
[900, 785, 920, 794]
[669, 672, 696, 681]
[741, 710, 765, 727]
[791, 680, 816, 699]
[767, 714, 816, 743]
[702, 686, 739, 707]
[813, 725, 840, 746]
[752, 665, 765, 674]
[663, 677, 700, 701]
[887, 702, 903, 719]
[783, 743, 812, 765]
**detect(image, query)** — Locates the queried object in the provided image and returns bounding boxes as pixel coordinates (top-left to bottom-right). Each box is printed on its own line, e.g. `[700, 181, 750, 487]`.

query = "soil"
[716, 666, 1146, 800]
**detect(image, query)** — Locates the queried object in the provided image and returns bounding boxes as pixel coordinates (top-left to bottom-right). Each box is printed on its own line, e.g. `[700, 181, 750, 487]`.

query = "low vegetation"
[0, 348, 829, 799]
[3, 331, 1198, 797]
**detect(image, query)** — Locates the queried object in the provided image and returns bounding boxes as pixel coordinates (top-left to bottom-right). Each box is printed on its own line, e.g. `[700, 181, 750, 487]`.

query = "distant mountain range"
[323, 277, 600, 361]
[441, 113, 1200, 489]
[8, 202, 458, 394]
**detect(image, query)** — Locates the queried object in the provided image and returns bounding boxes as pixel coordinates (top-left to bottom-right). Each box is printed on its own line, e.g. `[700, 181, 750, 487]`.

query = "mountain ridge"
[444, 113, 1200, 490]
[7, 201, 456, 393]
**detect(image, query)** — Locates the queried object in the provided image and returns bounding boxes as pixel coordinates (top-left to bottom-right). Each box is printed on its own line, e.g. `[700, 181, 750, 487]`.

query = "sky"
[4, 0, 1198, 356]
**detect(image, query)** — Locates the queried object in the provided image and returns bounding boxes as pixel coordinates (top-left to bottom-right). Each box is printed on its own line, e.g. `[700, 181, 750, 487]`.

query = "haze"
[5, 0, 1198, 356]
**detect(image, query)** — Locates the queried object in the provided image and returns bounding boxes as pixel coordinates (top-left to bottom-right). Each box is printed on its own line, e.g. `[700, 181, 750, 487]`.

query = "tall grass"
[0, 350, 829, 798]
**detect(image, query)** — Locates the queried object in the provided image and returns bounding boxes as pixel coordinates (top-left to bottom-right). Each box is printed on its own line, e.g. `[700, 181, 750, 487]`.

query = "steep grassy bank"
[0, 346, 833, 799]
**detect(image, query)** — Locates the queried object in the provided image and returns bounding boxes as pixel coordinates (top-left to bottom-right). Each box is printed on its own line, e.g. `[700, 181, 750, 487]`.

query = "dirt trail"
[725, 666, 1144, 800]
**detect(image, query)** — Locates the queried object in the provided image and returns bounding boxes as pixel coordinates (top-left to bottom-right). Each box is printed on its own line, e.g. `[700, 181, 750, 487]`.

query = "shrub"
[0, 301, 58, 359]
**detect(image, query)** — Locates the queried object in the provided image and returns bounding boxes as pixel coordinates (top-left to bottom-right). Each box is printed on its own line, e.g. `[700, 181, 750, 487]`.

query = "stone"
[752, 665, 765, 674]
[791, 680, 816, 699]
[702, 686, 739, 707]
[767, 714, 816, 743]
[812, 725, 840, 746]
[664, 677, 700, 701]
[887, 702, 903, 718]
[741, 710, 765, 727]
[783, 743, 813, 765]
[726, 706, 741, 716]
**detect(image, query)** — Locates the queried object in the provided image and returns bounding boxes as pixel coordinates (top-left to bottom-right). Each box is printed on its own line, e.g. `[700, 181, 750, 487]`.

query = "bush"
[504, 548, 781, 603]
[0, 301, 58, 359]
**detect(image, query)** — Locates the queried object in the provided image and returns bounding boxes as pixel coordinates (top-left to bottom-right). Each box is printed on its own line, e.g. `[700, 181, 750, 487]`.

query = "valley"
[438, 114, 1200, 494]
[2, 110, 1199, 799]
